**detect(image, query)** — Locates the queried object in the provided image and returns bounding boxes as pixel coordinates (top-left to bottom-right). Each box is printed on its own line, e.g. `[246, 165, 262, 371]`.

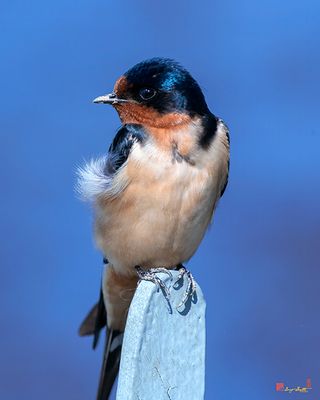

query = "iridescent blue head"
[121, 58, 210, 116]
[94, 58, 211, 120]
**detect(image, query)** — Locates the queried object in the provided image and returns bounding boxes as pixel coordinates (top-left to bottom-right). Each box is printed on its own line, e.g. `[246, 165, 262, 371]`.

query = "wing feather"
[76, 124, 147, 201]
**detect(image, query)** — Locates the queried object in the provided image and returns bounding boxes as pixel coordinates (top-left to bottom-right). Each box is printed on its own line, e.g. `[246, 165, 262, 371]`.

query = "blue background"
[1, 1, 319, 399]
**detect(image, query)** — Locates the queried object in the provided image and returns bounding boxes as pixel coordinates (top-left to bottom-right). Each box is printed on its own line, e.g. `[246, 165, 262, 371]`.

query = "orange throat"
[114, 102, 191, 129]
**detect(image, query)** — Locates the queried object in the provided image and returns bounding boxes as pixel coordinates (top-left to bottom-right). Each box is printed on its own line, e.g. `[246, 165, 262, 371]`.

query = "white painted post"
[116, 270, 206, 400]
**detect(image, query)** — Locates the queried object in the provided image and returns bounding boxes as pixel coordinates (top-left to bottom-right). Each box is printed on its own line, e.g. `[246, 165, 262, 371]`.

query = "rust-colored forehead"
[114, 76, 131, 96]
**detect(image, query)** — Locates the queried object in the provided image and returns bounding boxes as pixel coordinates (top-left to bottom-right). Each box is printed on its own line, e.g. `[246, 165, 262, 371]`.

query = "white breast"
[92, 121, 229, 276]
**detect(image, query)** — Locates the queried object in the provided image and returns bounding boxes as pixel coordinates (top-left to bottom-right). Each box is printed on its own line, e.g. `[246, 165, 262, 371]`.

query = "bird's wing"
[106, 123, 147, 173]
[77, 124, 147, 202]
[219, 121, 230, 198]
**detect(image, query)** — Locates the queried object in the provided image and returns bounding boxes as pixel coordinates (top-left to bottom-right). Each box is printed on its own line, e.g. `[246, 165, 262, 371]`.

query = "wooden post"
[116, 270, 206, 400]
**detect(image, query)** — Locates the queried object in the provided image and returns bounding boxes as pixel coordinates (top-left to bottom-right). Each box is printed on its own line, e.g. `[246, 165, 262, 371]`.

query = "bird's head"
[93, 58, 210, 129]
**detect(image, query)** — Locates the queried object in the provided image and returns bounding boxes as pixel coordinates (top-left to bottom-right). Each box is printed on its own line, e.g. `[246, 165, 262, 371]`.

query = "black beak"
[92, 92, 129, 105]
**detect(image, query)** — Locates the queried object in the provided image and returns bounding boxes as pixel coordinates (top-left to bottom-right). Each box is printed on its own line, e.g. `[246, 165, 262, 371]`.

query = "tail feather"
[79, 285, 123, 399]
[78, 288, 107, 349]
[96, 329, 123, 400]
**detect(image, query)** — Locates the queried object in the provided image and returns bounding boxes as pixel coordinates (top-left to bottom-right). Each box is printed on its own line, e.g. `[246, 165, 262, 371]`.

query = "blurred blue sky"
[1, 1, 319, 399]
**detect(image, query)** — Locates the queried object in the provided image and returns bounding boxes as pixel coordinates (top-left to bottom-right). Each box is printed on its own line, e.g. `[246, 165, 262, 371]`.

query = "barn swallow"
[77, 57, 230, 399]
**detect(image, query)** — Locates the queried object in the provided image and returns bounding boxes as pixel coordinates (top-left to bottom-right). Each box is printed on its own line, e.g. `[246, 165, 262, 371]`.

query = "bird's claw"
[175, 266, 196, 309]
[135, 265, 196, 309]
[135, 266, 172, 297]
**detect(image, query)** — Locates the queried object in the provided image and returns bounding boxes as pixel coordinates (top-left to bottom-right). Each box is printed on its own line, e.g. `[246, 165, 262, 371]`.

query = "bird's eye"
[139, 88, 156, 100]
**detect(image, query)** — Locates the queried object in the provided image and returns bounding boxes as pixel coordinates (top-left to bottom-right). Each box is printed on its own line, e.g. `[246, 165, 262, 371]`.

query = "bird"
[77, 57, 230, 399]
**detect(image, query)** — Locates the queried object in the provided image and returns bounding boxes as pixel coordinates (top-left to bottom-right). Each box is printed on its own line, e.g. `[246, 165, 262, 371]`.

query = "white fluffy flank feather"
[76, 155, 128, 202]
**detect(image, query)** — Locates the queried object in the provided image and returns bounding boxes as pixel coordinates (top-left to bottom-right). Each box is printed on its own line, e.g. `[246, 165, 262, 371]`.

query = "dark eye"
[139, 88, 156, 100]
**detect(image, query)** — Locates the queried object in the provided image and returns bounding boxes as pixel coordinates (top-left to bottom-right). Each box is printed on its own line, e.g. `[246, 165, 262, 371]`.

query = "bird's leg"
[174, 265, 197, 309]
[135, 266, 172, 297]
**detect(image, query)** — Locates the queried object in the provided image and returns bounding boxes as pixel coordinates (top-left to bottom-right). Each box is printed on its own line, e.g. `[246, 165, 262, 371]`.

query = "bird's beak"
[92, 92, 128, 105]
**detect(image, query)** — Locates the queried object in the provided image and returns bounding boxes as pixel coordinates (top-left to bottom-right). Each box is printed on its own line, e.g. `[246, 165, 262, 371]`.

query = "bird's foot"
[174, 265, 197, 309]
[135, 266, 172, 297]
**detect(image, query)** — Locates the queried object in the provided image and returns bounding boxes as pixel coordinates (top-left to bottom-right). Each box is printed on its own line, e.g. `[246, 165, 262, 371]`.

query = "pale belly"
[94, 152, 221, 276]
